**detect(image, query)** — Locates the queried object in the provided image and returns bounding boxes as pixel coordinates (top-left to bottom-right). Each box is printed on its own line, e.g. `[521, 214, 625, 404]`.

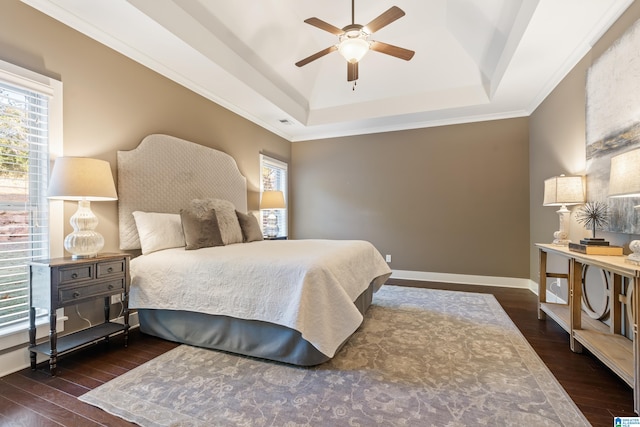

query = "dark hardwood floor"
[0, 280, 634, 426]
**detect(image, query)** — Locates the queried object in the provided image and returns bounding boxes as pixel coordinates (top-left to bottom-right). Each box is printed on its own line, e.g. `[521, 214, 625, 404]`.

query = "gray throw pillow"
[188, 198, 243, 245]
[180, 207, 224, 250]
[236, 211, 264, 242]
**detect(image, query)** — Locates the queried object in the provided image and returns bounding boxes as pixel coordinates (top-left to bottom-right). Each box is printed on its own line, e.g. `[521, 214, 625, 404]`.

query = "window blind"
[0, 80, 49, 329]
[260, 154, 288, 237]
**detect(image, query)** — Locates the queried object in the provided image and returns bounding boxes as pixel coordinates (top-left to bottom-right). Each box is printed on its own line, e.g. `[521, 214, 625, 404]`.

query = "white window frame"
[0, 59, 63, 356]
[260, 154, 288, 237]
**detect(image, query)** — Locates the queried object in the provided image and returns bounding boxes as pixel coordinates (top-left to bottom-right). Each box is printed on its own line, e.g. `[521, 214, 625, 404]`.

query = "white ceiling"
[22, 0, 633, 142]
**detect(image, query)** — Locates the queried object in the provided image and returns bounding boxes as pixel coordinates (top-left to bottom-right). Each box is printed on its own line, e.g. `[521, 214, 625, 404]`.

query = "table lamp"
[608, 148, 640, 264]
[543, 174, 585, 245]
[260, 190, 286, 238]
[47, 157, 118, 259]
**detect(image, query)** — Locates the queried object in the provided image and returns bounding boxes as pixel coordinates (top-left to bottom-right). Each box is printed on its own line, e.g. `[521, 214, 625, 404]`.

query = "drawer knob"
[107, 267, 113, 273]
[108, 284, 114, 290]
[71, 273, 78, 279]
[72, 291, 80, 298]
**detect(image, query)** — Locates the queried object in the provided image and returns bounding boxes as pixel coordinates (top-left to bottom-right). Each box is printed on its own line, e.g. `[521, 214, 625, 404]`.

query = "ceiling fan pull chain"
[352, 80, 357, 91]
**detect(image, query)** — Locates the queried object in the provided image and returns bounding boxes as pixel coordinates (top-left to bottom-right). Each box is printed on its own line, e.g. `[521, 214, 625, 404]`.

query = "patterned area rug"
[79, 286, 589, 426]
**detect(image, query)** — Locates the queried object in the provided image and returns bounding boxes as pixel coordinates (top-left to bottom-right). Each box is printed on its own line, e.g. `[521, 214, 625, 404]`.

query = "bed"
[118, 134, 391, 365]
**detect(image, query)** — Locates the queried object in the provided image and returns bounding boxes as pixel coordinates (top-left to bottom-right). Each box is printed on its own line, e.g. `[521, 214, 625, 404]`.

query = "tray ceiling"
[22, 0, 633, 141]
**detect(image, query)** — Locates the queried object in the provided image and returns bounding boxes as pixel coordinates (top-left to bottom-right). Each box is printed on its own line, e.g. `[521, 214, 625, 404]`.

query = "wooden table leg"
[538, 248, 548, 320]
[570, 259, 583, 353]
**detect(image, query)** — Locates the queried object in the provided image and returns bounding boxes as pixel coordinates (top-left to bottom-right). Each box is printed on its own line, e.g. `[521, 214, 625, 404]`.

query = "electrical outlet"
[385, 254, 392, 263]
[111, 294, 122, 304]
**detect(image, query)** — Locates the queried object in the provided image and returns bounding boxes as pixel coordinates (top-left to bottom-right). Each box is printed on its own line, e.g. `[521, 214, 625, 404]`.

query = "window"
[260, 154, 288, 237]
[0, 60, 61, 333]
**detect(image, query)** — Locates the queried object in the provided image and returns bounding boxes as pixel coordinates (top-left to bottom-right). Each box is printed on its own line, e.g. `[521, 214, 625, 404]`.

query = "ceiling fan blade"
[347, 62, 358, 82]
[296, 45, 338, 67]
[364, 6, 405, 34]
[370, 41, 415, 61]
[304, 17, 344, 36]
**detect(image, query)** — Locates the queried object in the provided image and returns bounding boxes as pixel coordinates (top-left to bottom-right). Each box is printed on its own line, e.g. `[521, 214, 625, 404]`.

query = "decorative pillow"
[236, 211, 264, 243]
[180, 208, 224, 250]
[132, 211, 185, 255]
[186, 198, 243, 245]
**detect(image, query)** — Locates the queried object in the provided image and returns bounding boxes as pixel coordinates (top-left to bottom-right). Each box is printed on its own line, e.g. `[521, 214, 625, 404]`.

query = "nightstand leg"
[104, 296, 110, 343]
[123, 290, 129, 347]
[29, 307, 37, 370]
[49, 310, 57, 376]
[104, 296, 110, 321]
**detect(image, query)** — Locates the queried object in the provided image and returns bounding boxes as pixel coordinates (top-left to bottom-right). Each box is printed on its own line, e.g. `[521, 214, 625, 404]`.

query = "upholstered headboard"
[118, 134, 248, 250]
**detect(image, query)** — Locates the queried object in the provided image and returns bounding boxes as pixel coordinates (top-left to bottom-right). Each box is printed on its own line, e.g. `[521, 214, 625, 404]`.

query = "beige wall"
[1, 1, 290, 328]
[529, 1, 640, 296]
[292, 118, 530, 279]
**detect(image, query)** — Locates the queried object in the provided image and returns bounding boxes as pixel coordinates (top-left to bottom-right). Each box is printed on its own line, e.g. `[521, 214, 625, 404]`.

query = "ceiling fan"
[295, 0, 415, 84]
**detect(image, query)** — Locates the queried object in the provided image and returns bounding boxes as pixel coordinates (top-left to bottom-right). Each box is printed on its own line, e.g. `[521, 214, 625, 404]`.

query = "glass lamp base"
[64, 230, 104, 259]
[265, 212, 279, 238]
[65, 199, 104, 258]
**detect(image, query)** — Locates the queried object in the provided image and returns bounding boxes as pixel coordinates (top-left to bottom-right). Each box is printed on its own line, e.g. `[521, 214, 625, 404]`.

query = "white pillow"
[132, 211, 186, 254]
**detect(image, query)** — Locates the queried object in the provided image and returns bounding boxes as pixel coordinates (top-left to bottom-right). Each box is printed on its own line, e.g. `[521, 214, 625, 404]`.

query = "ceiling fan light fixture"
[296, 4, 413, 82]
[338, 35, 369, 64]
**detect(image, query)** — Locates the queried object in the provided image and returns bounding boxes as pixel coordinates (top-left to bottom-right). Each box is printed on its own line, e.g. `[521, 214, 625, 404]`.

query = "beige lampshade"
[260, 190, 286, 210]
[609, 148, 640, 199]
[543, 175, 584, 206]
[48, 157, 118, 201]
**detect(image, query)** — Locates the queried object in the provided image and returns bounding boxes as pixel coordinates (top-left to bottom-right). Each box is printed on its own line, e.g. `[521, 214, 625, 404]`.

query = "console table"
[536, 243, 640, 413]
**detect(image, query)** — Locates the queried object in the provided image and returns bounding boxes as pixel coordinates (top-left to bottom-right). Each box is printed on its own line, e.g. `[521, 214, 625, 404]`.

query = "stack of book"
[568, 238, 623, 255]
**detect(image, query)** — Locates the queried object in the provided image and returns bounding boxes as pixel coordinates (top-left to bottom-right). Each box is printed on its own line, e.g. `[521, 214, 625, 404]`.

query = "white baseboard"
[390, 269, 537, 293]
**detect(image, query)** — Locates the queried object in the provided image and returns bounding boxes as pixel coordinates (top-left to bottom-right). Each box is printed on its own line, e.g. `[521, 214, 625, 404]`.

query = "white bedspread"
[129, 239, 391, 357]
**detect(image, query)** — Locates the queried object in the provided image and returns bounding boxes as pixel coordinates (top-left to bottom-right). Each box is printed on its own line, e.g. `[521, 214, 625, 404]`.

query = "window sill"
[0, 309, 66, 351]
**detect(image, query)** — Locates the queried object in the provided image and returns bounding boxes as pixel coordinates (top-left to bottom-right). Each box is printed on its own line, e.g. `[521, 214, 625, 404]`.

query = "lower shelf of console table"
[540, 302, 634, 386]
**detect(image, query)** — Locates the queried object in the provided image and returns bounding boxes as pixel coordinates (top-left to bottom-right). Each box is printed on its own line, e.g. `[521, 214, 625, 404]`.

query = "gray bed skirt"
[137, 281, 377, 366]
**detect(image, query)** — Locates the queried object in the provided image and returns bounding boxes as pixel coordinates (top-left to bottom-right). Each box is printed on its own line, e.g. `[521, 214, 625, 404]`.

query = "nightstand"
[264, 236, 287, 240]
[28, 253, 130, 375]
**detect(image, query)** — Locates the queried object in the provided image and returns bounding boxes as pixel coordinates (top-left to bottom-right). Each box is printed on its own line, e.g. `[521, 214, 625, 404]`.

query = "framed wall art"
[586, 18, 640, 234]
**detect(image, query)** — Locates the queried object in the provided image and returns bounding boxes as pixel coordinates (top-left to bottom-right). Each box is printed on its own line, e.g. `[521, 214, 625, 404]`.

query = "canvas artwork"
[586, 18, 640, 234]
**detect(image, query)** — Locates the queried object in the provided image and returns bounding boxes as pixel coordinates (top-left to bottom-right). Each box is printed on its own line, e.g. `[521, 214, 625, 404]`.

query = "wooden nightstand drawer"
[59, 278, 124, 305]
[58, 265, 93, 284]
[97, 260, 125, 277]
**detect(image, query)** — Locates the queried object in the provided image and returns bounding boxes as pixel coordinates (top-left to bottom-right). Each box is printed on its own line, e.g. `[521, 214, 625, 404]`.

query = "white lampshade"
[609, 148, 640, 200]
[260, 190, 286, 210]
[338, 37, 369, 64]
[543, 175, 585, 206]
[608, 148, 640, 265]
[48, 157, 118, 201]
[47, 157, 117, 259]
